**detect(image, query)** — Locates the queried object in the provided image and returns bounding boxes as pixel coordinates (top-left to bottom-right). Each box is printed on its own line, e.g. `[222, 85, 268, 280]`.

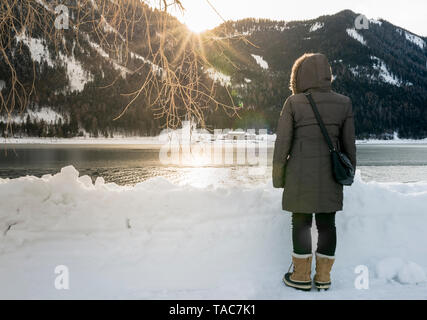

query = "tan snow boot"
[283, 253, 312, 291]
[314, 252, 335, 291]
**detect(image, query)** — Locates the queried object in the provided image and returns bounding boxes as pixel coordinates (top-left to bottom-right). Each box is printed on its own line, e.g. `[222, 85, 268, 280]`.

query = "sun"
[182, 15, 210, 34]
[171, 1, 221, 34]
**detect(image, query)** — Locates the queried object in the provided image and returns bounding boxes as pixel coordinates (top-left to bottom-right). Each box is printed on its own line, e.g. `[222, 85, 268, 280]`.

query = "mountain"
[1, 5, 426, 139]
[0, 0, 199, 138]
[204, 10, 427, 139]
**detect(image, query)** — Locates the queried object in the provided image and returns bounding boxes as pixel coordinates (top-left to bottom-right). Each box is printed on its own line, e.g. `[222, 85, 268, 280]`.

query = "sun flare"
[182, 15, 210, 33]
[172, 0, 222, 34]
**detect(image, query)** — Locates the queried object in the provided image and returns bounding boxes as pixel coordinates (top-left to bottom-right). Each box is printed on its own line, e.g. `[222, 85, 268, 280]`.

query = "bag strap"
[304, 92, 336, 152]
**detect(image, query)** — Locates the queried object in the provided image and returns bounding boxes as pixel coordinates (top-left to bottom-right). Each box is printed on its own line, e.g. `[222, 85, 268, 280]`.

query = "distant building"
[225, 130, 257, 141]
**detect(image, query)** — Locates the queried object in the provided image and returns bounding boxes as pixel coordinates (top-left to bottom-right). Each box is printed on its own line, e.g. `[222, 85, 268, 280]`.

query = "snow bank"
[1, 136, 164, 145]
[3, 135, 426, 145]
[0, 167, 426, 299]
[357, 132, 427, 145]
[376, 258, 426, 284]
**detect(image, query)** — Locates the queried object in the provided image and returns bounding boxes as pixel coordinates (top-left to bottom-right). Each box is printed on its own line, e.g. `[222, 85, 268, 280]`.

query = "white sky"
[174, 0, 427, 36]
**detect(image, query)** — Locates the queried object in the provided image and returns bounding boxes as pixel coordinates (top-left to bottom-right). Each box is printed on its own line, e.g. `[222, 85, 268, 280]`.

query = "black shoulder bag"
[304, 93, 355, 186]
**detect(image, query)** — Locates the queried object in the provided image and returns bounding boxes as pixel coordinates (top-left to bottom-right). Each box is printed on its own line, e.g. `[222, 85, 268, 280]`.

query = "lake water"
[1, 144, 427, 187]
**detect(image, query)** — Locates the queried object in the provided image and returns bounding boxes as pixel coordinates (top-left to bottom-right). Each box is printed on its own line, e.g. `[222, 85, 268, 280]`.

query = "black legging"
[292, 212, 336, 256]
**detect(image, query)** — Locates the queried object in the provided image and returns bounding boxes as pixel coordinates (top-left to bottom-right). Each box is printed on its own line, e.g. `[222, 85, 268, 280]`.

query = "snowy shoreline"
[0, 166, 426, 299]
[1, 136, 165, 146]
[2, 136, 427, 145]
[356, 138, 427, 145]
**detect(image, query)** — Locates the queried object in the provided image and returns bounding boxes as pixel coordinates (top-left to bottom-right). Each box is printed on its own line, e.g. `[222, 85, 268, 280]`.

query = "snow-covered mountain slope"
[13, 18, 159, 94]
[0, 0, 171, 137]
[2, 7, 427, 139]
[396, 28, 426, 50]
[212, 10, 426, 89]
[0, 166, 426, 299]
[251, 54, 269, 69]
[0, 107, 64, 124]
[346, 28, 367, 46]
[207, 9, 427, 139]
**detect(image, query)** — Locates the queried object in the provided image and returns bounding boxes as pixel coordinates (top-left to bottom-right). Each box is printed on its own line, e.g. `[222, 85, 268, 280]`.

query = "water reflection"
[1, 144, 427, 185]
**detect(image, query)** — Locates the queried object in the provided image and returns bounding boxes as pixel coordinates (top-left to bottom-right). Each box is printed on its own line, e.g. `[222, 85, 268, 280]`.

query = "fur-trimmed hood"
[289, 53, 332, 94]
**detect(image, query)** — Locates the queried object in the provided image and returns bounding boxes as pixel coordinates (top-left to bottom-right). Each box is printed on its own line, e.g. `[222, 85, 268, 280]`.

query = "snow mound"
[376, 258, 426, 284]
[398, 262, 427, 284]
[1, 167, 427, 299]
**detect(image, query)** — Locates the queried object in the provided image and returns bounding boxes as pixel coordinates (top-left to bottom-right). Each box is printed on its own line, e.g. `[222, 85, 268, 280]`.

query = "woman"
[273, 53, 356, 291]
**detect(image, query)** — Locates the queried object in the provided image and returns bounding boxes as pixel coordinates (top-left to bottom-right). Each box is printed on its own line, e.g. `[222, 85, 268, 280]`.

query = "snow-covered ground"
[0, 166, 426, 299]
[2, 131, 277, 145]
[2, 136, 165, 146]
[356, 133, 427, 145]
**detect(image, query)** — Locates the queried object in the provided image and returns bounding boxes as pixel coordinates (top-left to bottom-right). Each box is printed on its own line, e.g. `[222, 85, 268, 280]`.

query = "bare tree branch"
[0, 0, 244, 136]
